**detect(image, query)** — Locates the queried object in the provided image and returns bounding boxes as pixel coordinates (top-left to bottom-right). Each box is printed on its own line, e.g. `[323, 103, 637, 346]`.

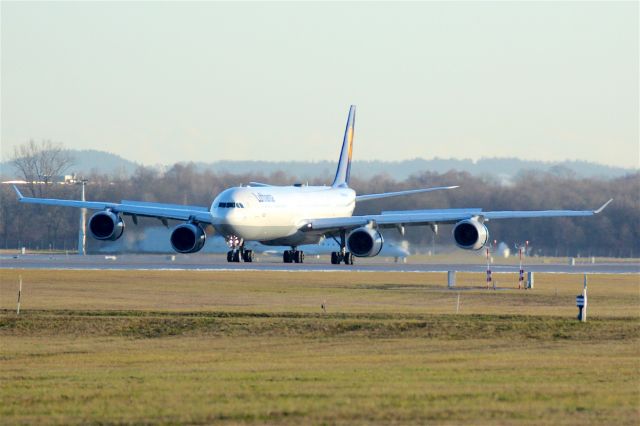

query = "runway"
[1, 253, 638, 274]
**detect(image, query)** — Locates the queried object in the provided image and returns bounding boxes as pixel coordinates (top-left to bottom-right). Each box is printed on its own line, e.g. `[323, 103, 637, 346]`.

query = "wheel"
[243, 250, 253, 263]
[344, 252, 354, 265]
[293, 250, 304, 263]
[232, 250, 241, 262]
[226, 251, 233, 262]
[331, 252, 339, 264]
[283, 250, 292, 263]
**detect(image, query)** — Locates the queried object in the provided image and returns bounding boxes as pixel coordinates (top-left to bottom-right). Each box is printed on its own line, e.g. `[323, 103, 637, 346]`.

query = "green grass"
[0, 270, 638, 425]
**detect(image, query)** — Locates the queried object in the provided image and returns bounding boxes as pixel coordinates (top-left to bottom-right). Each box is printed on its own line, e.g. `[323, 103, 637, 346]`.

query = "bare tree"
[11, 140, 75, 196]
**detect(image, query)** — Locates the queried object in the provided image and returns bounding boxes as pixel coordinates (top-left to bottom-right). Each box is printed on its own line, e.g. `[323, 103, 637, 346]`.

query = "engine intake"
[347, 227, 384, 257]
[170, 223, 206, 253]
[452, 219, 489, 250]
[88, 211, 125, 241]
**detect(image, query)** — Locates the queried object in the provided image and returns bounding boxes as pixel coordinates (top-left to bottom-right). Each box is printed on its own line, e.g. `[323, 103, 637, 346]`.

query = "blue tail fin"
[332, 105, 356, 187]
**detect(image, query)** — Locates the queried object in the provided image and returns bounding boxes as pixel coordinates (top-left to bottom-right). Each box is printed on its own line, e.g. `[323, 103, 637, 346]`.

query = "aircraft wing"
[304, 199, 613, 232]
[12, 185, 213, 223]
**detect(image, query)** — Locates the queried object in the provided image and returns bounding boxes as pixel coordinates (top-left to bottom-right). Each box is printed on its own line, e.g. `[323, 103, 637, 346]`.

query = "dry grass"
[0, 269, 638, 425]
[0, 269, 638, 317]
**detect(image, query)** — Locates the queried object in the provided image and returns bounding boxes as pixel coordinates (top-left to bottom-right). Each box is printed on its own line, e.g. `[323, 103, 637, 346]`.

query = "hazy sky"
[1, 2, 638, 168]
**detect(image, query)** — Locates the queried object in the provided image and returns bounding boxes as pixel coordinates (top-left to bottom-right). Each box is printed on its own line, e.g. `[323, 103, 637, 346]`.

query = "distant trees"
[7, 140, 76, 250]
[0, 155, 638, 256]
[11, 140, 74, 196]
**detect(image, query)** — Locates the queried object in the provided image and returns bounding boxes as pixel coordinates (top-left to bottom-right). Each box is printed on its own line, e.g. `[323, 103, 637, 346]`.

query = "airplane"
[12, 105, 613, 265]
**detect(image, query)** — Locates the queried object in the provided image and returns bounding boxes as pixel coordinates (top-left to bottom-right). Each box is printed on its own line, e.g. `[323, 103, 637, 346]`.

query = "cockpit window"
[218, 202, 244, 208]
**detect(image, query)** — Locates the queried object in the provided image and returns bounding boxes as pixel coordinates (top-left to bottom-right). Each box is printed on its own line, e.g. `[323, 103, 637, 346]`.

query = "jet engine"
[88, 211, 125, 241]
[347, 227, 384, 257]
[170, 223, 206, 253]
[452, 218, 489, 250]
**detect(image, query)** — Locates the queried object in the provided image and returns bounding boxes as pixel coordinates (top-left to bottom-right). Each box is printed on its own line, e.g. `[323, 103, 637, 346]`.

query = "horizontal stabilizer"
[381, 208, 482, 215]
[121, 200, 210, 212]
[356, 186, 459, 202]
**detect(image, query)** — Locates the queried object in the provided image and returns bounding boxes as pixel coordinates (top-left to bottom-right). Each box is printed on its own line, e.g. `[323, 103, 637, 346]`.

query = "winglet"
[12, 185, 24, 200]
[594, 198, 613, 214]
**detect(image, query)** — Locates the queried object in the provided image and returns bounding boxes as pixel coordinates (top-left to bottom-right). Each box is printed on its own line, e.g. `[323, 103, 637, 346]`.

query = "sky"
[1, 2, 638, 168]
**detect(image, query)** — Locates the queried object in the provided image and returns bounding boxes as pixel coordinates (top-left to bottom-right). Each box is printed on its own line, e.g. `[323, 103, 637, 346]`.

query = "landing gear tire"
[343, 252, 354, 265]
[331, 251, 353, 265]
[227, 250, 242, 263]
[242, 250, 254, 263]
[283, 250, 304, 264]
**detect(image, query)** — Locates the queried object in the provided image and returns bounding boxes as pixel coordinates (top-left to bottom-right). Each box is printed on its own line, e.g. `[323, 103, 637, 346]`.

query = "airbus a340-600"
[13, 106, 612, 265]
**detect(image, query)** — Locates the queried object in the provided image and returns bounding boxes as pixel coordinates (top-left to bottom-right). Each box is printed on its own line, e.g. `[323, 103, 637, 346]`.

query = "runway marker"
[516, 241, 529, 289]
[577, 274, 588, 322]
[486, 247, 492, 289]
[16, 275, 22, 315]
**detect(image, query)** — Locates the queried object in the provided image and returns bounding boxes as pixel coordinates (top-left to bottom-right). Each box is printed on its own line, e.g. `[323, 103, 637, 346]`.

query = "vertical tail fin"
[332, 105, 356, 187]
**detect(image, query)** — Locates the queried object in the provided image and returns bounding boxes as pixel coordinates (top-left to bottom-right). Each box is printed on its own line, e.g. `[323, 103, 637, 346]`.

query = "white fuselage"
[210, 185, 356, 245]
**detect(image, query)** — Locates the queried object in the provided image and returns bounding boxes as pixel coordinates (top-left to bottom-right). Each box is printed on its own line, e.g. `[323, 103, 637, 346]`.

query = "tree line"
[1, 143, 638, 257]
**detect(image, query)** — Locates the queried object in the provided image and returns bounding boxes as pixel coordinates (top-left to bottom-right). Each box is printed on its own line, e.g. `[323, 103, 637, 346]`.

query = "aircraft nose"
[216, 206, 245, 224]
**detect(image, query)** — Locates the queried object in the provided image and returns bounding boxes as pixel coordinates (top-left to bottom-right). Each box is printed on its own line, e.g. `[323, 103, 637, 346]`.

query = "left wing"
[13, 185, 213, 223]
[304, 199, 614, 232]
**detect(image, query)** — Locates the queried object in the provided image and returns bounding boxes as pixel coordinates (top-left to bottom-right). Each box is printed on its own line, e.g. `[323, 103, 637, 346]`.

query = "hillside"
[1, 149, 635, 182]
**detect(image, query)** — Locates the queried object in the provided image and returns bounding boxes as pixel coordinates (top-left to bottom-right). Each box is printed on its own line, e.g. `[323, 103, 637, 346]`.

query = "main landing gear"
[331, 251, 353, 265]
[283, 248, 304, 263]
[225, 235, 253, 263]
[330, 230, 354, 265]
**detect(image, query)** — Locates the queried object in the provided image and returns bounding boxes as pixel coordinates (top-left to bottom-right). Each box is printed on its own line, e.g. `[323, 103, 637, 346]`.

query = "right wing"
[13, 185, 213, 223]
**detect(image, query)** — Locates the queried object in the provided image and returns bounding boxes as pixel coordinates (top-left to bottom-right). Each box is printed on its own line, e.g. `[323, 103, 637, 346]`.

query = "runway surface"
[1, 253, 638, 274]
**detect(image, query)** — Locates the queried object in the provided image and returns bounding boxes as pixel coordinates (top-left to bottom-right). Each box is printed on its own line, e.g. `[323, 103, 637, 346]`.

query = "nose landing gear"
[225, 235, 253, 263]
[226, 248, 254, 263]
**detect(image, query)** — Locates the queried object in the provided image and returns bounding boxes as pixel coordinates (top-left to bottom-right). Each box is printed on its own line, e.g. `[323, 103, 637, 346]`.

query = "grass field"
[1, 269, 639, 425]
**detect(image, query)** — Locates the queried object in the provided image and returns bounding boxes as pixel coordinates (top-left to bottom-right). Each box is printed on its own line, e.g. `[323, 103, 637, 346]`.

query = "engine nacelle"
[170, 223, 206, 253]
[452, 219, 489, 250]
[347, 227, 384, 257]
[88, 211, 125, 241]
